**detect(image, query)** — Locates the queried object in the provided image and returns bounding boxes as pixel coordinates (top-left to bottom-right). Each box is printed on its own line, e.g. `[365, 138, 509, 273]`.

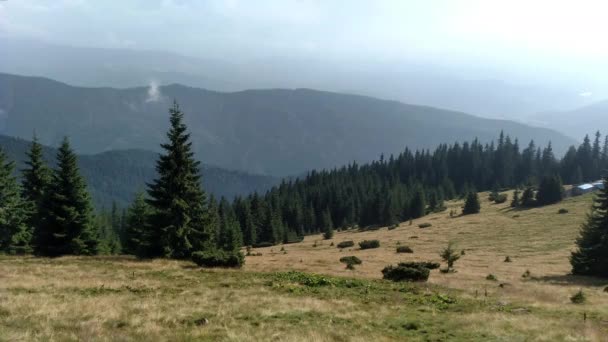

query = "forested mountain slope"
[0, 135, 277, 208]
[0, 73, 576, 176]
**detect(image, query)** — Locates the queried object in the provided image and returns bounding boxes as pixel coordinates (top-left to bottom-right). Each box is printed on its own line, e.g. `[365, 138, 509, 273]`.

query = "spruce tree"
[21, 134, 51, 244]
[462, 192, 481, 215]
[123, 192, 151, 257]
[410, 187, 426, 219]
[146, 101, 214, 259]
[571, 176, 608, 277]
[536, 175, 563, 206]
[511, 189, 520, 208]
[218, 198, 243, 251]
[322, 208, 334, 239]
[520, 187, 537, 207]
[0, 148, 30, 254]
[35, 137, 98, 256]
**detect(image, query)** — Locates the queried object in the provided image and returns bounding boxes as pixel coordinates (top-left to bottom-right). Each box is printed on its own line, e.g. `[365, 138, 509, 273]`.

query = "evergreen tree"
[123, 192, 151, 257]
[35, 137, 98, 256]
[520, 187, 537, 207]
[0, 148, 30, 254]
[462, 192, 481, 215]
[410, 187, 426, 219]
[21, 134, 51, 245]
[146, 101, 213, 259]
[536, 175, 563, 206]
[571, 176, 608, 277]
[511, 189, 520, 208]
[218, 198, 243, 251]
[322, 208, 334, 239]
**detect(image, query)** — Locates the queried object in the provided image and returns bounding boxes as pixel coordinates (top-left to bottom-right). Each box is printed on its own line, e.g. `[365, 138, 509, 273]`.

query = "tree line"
[1, 102, 607, 269]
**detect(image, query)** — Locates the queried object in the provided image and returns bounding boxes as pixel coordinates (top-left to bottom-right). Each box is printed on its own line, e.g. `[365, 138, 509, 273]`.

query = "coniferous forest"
[1, 102, 608, 265]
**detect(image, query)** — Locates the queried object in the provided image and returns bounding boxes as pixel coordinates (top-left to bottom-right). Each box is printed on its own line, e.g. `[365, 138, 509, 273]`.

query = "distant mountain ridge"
[532, 100, 608, 140]
[0, 72, 577, 176]
[0, 134, 278, 208]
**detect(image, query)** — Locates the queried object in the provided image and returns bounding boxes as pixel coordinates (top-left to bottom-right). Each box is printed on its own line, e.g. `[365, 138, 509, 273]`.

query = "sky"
[1, 0, 607, 90]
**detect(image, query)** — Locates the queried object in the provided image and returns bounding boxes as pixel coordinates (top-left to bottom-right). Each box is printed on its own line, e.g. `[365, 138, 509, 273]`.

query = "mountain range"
[0, 72, 578, 176]
[0, 134, 278, 208]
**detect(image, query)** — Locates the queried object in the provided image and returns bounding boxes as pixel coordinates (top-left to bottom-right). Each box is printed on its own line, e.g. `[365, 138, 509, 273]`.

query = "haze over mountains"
[0, 72, 577, 176]
[0, 38, 599, 120]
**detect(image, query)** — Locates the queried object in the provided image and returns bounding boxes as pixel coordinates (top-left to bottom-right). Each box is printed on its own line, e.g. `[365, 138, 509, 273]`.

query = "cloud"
[145, 81, 162, 102]
[579, 91, 593, 97]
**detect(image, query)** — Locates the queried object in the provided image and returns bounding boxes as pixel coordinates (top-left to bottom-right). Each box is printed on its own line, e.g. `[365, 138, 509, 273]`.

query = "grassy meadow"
[1, 192, 608, 341]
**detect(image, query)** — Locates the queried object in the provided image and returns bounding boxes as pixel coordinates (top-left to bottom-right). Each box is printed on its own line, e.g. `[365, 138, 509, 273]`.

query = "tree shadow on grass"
[529, 274, 608, 287]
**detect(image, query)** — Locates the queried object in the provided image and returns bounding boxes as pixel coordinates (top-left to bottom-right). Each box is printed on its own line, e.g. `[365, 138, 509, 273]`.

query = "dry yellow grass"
[1, 191, 607, 341]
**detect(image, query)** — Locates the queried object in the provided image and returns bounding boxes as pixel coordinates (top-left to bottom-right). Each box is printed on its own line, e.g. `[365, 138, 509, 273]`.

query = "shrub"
[486, 274, 497, 281]
[570, 290, 586, 304]
[396, 246, 413, 253]
[522, 269, 531, 278]
[329, 242, 334, 246]
[462, 192, 481, 215]
[504, 256, 512, 262]
[403, 322, 420, 330]
[418, 223, 432, 228]
[382, 262, 439, 282]
[603, 286, 608, 293]
[558, 208, 569, 214]
[440, 242, 461, 272]
[339, 256, 362, 265]
[192, 249, 244, 268]
[253, 242, 273, 248]
[494, 194, 508, 204]
[337, 241, 355, 249]
[359, 240, 380, 249]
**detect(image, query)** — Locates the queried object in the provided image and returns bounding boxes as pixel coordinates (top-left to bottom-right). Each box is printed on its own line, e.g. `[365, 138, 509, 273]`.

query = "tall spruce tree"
[0, 148, 30, 254]
[146, 101, 213, 259]
[35, 137, 98, 256]
[123, 192, 151, 257]
[536, 175, 563, 206]
[21, 135, 51, 244]
[321, 208, 334, 239]
[571, 176, 608, 277]
[218, 198, 243, 251]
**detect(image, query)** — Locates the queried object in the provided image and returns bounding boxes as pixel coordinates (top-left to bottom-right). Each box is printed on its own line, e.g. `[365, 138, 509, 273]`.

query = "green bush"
[486, 274, 497, 281]
[570, 290, 586, 304]
[504, 256, 512, 262]
[522, 269, 531, 278]
[359, 240, 380, 249]
[382, 262, 439, 282]
[494, 194, 508, 204]
[339, 256, 362, 265]
[192, 249, 244, 268]
[337, 241, 355, 249]
[418, 223, 432, 228]
[558, 208, 569, 214]
[396, 246, 413, 253]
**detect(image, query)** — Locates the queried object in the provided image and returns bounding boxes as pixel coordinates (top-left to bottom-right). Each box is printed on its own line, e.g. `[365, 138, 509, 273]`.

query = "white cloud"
[145, 81, 162, 102]
[579, 91, 593, 98]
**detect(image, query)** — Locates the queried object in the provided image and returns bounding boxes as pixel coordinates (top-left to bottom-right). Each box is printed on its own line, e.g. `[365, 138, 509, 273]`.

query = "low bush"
[570, 290, 586, 304]
[396, 246, 413, 253]
[337, 241, 355, 249]
[339, 256, 362, 265]
[486, 274, 497, 281]
[192, 249, 245, 268]
[382, 262, 439, 282]
[494, 194, 508, 204]
[359, 240, 380, 249]
[522, 269, 531, 278]
[504, 256, 512, 262]
[403, 322, 420, 331]
[418, 223, 432, 228]
[558, 208, 569, 214]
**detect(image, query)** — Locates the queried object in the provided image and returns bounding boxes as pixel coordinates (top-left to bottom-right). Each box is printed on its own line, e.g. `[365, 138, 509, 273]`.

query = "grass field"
[1, 192, 608, 341]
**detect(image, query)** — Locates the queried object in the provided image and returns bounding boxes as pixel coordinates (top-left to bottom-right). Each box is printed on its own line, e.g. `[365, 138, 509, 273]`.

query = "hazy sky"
[1, 0, 607, 87]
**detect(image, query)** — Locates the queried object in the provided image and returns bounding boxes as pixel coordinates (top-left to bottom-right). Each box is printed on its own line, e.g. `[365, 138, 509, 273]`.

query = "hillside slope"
[532, 100, 608, 139]
[0, 73, 577, 176]
[0, 135, 277, 208]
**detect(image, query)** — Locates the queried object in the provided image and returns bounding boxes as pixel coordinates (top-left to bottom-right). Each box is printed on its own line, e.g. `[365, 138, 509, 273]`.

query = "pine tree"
[322, 208, 334, 239]
[410, 187, 426, 219]
[511, 189, 520, 208]
[218, 198, 243, 251]
[0, 148, 30, 254]
[536, 175, 563, 206]
[35, 137, 98, 256]
[571, 176, 608, 277]
[520, 187, 537, 207]
[146, 101, 213, 259]
[462, 192, 480, 215]
[21, 134, 51, 245]
[123, 192, 151, 257]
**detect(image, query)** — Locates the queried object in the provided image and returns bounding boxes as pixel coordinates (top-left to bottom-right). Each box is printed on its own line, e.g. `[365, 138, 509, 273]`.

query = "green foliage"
[145, 102, 214, 259]
[359, 240, 380, 250]
[123, 193, 151, 257]
[34, 137, 98, 256]
[570, 290, 586, 304]
[396, 246, 413, 253]
[418, 223, 432, 228]
[571, 177, 608, 277]
[511, 189, 521, 208]
[558, 208, 569, 214]
[0, 148, 30, 254]
[191, 249, 244, 268]
[382, 262, 439, 282]
[336, 241, 354, 249]
[339, 256, 362, 266]
[321, 209, 334, 240]
[462, 192, 480, 215]
[493, 193, 508, 204]
[536, 175, 564, 206]
[520, 187, 537, 207]
[504, 256, 512, 262]
[486, 274, 497, 281]
[440, 242, 461, 272]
